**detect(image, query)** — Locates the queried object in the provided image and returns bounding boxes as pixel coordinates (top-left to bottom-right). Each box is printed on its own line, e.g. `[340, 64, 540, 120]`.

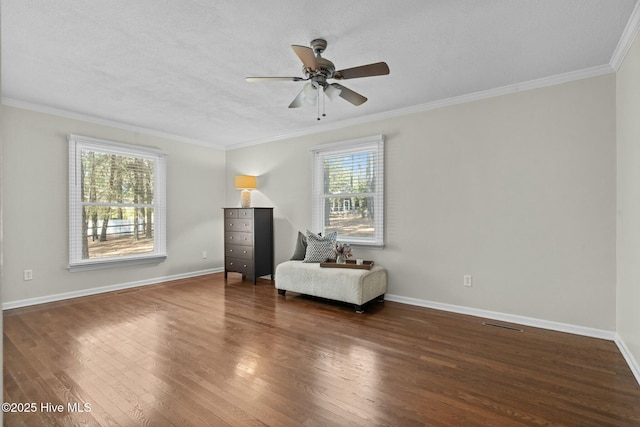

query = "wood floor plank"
[4, 273, 640, 426]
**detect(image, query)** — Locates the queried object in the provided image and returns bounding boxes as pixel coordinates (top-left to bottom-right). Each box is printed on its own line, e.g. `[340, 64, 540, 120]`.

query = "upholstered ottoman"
[275, 260, 387, 312]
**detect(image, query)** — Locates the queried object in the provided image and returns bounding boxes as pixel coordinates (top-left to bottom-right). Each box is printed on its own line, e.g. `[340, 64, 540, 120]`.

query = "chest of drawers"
[223, 208, 274, 284]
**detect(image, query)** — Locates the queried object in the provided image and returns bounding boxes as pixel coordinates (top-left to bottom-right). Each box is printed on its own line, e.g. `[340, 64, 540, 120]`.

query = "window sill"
[68, 255, 167, 272]
[339, 241, 385, 249]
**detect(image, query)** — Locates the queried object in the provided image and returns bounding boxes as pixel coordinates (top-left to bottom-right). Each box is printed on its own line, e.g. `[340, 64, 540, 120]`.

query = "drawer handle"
[243, 264, 247, 268]
[243, 251, 247, 254]
[229, 249, 233, 252]
[229, 236, 233, 240]
[230, 262, 234, 266]
[229, 223, 233, 226]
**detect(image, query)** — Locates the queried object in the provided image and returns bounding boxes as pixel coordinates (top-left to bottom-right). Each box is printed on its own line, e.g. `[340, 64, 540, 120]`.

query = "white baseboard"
[614, 333, 640, 387]
[385, 294, 616, 340]
[2, 267, 224, 310]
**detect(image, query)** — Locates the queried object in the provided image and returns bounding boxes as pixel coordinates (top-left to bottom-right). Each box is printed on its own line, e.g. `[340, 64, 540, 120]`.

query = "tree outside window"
[312, 135, 384, 246]
[69, 135, 167, 271]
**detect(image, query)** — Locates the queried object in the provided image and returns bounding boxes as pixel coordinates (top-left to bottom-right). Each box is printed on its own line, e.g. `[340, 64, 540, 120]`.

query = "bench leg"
[277, 289, 286, 296]
[377, 294, 385, 302]
[355, 304, 364, 313]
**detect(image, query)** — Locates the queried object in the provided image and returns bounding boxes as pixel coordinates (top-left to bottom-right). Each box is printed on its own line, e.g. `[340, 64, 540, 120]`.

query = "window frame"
[68, 134, 167, 271]
[311, 134, 385, 247]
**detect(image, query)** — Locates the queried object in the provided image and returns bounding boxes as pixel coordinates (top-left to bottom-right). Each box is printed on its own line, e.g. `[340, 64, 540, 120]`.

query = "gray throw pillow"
[303, 230, 337, 263]
[290, 231, 307, 260]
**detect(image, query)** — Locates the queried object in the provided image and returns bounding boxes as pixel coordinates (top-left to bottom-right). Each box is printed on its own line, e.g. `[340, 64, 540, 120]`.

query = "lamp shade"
[234, 175, 256, 189]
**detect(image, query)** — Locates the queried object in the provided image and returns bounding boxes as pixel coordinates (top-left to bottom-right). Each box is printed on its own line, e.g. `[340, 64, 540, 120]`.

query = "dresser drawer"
[224, 209, 253, 221]
[238, 209, 253, 219]
[224, 219, 253, 232]
[226, 257, 253, 275]
[225, 231, 252, 246]
[226, 245, 252, 259]
[225, 209, 239, 218]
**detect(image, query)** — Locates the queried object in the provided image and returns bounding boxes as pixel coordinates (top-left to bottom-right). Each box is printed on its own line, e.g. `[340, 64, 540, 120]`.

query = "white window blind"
[312, 135, 384, 246]
[68, 135, 167, 271]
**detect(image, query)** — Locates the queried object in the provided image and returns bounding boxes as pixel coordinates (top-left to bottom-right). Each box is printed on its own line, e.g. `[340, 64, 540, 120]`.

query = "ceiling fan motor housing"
[302, 59, 335, 87]
[316, 57, 335, 78]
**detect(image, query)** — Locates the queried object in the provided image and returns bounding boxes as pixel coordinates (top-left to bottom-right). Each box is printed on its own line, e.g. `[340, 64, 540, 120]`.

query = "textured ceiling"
[2, 0, 638, 148]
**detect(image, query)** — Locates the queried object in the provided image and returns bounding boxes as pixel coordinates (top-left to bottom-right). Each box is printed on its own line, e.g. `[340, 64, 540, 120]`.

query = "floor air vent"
[482, 322, 524, 332]
[115, 288, 140, 295]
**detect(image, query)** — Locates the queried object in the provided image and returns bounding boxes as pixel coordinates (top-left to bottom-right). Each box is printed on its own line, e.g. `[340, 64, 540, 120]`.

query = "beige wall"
[0, 72, 620, 332]
[226, 75, 617, 330]
[617, 31, 640, 374]
[1, 106, 226, 304]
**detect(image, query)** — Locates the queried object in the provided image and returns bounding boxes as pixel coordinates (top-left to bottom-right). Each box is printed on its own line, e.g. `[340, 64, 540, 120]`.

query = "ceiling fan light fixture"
[303, 82, 317, 97]
[302, 81, 320, 106]
[324, 84, 342, 101]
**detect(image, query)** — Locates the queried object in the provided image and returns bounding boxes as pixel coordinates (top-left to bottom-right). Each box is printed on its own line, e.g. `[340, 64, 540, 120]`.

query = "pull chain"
[322, 89, 326, 118]
[316, 88, 327, 120]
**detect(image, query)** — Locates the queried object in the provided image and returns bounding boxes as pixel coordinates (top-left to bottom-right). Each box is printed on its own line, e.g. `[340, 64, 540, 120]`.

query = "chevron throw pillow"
[303, 230, 337, 263]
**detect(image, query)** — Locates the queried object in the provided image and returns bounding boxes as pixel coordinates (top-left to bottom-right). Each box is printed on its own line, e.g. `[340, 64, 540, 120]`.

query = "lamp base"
[240, 189, 251, 208]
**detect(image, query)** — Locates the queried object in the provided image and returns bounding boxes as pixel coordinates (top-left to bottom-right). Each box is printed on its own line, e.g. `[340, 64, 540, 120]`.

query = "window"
[68, 135, 167, 271]
[312, 135, 384, 246]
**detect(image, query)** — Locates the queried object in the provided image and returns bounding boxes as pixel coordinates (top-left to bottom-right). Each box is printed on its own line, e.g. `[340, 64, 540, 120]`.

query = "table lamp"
[235, 175, 257, 208]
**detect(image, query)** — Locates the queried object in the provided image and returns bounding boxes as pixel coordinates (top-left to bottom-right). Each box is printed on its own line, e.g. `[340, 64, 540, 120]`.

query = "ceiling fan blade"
[334, 62, 390, 80]
[245, 76, 304, 82]
[288, 88, 306, 108]
[291, 45, 318, 70]
[330, 83, 367, 106]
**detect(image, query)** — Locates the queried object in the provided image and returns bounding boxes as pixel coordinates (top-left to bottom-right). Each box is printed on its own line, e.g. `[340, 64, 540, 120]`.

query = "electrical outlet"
[464, 275, 473, 287]
[24, 269, 33, 281]
[202, 251, 207, 259]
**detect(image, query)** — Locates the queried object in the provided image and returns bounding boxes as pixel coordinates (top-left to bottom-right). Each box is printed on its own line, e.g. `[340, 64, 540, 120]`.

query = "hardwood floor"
[4, 273, 640, 426]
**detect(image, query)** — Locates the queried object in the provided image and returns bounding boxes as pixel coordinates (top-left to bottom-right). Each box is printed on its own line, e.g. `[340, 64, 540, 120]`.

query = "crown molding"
[610, 0, 640, 70]
[227, 64, 614, 151]
[3, 61, 616, 153]
[1, 97, 226, 150]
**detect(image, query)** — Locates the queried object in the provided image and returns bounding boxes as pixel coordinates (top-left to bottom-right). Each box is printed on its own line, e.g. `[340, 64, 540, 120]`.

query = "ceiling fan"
[246, 38, 390, 119]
